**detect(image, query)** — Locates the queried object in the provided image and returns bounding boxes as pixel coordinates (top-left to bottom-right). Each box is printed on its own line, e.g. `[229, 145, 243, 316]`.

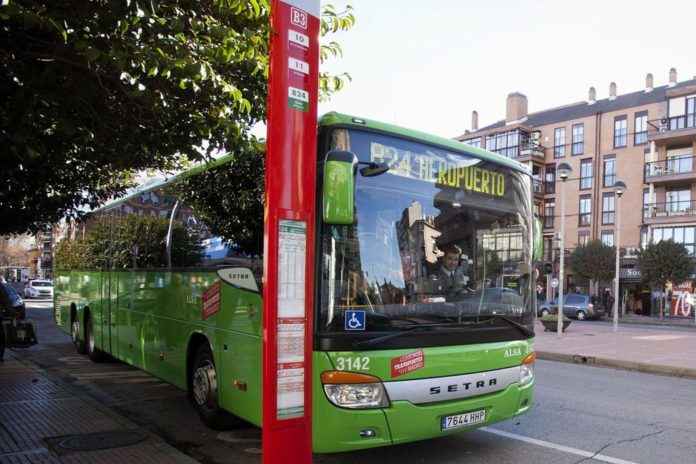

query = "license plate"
[441, 409, 486, 431]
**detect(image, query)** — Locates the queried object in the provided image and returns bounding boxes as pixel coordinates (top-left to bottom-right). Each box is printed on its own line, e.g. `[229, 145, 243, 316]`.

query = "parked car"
[23, 280, 53, 299]
[0, 283, 26, 320]
[538, 293, 606, 320]
[1, 282, 38, 349]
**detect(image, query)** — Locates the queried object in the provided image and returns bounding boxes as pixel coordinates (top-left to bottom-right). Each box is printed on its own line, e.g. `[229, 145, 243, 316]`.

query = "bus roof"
[95, 113, 530, 213]
[319, 112, 531, 175]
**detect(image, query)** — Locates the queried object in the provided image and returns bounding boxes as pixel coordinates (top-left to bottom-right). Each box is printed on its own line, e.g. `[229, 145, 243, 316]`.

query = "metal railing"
[644, 156, 696, 178]
[533, 179, 544, 194]
[650, 115, 696, 133]
[643, 201, 696, 219]
[519, 142, 545, 158]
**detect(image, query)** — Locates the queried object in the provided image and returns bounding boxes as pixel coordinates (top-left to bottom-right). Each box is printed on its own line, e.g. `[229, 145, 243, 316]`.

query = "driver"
[429, 244, 470, 301]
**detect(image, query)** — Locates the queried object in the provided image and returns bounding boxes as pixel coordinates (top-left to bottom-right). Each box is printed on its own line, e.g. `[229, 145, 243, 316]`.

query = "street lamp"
[613, 180, 627, 332]
[556, 162, 572, 337]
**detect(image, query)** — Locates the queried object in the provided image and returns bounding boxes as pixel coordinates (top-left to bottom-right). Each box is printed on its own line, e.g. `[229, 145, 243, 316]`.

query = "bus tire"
[190, 344, 229, 430]
[85, 313, 105, 363]
[71, 311, 87, 355]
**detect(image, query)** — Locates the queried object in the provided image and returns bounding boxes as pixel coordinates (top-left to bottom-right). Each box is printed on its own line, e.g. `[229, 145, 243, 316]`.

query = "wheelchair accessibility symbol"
[344, 310, 366, 331]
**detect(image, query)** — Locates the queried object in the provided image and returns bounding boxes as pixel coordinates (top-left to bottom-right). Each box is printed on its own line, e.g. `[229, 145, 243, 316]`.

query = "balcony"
[648, 116, 696, 145]
[643, 201, 696, 225]
[518, 142, 546, 162]
[644, 156, 696, 184]
[532, 179, 545, 197]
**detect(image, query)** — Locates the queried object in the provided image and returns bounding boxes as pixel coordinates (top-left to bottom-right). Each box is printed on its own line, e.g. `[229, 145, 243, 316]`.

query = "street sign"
[344, 310, 366, 331]
[551, 278, 559, 288]
[263, 1, 320, 463]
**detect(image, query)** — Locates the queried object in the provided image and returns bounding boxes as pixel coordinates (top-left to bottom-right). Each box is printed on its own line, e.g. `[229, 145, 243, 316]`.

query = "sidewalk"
[0, 351, 197, 463]
[534, 320, 696, 379]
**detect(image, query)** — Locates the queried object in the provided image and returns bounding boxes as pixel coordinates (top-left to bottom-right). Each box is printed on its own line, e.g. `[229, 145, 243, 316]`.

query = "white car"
[24, 280, 53, 299]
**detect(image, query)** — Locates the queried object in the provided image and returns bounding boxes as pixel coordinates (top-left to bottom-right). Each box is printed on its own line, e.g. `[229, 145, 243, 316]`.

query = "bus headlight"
[520, 352, 536, 386]
[321, 371, 390, 409]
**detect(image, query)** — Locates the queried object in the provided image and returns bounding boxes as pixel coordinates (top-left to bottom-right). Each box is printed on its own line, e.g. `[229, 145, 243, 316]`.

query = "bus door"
[99, 270, 114, 355]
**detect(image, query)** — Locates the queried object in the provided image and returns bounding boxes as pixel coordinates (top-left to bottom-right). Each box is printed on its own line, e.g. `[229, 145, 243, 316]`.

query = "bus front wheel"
[190, 344, 229, 430]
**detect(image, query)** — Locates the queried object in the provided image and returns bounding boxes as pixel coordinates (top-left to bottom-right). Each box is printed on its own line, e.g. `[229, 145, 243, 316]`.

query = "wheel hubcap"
[88, 326, 95, 352]
[192, 362, 217, 407]
[72, 321, 79, 343]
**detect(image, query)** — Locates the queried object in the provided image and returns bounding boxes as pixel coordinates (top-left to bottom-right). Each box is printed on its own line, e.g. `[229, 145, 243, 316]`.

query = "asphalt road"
[16, 301, 696, 464]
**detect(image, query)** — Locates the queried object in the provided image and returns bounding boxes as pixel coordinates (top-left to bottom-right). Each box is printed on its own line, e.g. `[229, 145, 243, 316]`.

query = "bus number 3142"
[335, 356, 370, 371]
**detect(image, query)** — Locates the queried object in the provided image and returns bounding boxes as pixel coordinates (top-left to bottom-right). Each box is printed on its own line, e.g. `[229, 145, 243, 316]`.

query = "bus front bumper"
[313, 380, 533, 453]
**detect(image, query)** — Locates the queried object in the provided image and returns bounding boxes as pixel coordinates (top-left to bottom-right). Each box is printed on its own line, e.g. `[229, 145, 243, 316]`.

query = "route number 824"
[335, 356, 370, 371]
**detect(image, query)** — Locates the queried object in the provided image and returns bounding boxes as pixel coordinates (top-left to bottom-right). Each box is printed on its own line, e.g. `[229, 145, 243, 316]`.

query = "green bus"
[54, 112, 538, 453]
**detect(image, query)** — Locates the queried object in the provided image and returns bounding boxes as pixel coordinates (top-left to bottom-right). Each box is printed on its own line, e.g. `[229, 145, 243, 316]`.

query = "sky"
[317, 0, 696, 139]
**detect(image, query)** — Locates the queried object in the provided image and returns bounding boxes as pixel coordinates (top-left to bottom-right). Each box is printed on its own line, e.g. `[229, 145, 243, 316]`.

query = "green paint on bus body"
[53, 112, 535, 453]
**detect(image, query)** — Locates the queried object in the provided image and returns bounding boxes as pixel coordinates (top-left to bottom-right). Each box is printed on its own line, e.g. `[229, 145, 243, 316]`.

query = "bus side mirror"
[322, 150, 357, 225]
[533, 215, 543, 262]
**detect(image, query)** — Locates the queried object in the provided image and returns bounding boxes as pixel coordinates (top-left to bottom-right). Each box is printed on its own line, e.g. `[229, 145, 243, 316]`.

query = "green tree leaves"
[569, 240, 616, 284]
[638, 240, 693, 289]
[1, 1, 355, 235]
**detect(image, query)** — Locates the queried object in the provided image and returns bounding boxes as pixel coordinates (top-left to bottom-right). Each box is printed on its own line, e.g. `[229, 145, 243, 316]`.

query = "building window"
[634, 112, 648, 145]
[544, 199, 555, 229]
[545, 165, 556, 194]
[464, 137, 481, 148]
[602, 192, 615, 225]
[580, 159, 593, 190]
[653, 226, 696, 255]
[641, 228, 649, 248]
[668, 95, 696, 130]
[666, 147, 694, 174]
[579, 195, 591, 226]
[643, 188, 651, 219]
[614, 116, 627, 148]
[666, 189, 691, 213]
[603, 156, 616, 187]
[486, 135, 496, 151]
[578, 230, 590, 246]
[554, 127, 566, 158]
[601, 230, 614, 247]
[485, 130, 524, 158]
[572, 123, 584, 155]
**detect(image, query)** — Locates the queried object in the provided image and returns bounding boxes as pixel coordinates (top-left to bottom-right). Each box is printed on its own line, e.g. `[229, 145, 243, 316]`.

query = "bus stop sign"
[263, 1, 320, 463]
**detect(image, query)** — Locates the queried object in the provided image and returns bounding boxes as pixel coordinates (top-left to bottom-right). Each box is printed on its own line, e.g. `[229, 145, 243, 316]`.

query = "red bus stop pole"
[262, 1, 320, 463]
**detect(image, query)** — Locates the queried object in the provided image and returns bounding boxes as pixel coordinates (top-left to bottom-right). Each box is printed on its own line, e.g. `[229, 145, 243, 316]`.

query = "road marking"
[482, 427, 640, 464]
[632, 335, 686, 341]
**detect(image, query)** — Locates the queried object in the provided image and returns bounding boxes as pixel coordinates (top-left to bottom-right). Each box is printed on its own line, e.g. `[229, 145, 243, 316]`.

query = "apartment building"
[457, 69, 696, 314]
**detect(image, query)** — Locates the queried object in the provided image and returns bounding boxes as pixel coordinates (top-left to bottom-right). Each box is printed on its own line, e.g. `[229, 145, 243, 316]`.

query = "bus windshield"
[318, 129, 534, 350]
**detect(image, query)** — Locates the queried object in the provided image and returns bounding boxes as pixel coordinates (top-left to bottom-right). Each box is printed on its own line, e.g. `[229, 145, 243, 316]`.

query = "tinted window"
[565, 295, 584, 304]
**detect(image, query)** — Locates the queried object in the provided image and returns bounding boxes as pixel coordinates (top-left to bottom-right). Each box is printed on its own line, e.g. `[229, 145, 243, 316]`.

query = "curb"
[615, 319, 696, 330]
[537, 351, 696, 381]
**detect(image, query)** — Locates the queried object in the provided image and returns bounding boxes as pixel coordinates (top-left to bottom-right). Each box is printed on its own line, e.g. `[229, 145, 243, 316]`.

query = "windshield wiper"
[479, 315, 534, 338]
[352, 322, 470, 348]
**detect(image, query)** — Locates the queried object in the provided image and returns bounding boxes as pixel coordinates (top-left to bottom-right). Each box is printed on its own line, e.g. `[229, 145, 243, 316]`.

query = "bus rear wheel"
[85, 314, 105, 362]
[190, 344, 230, 430]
